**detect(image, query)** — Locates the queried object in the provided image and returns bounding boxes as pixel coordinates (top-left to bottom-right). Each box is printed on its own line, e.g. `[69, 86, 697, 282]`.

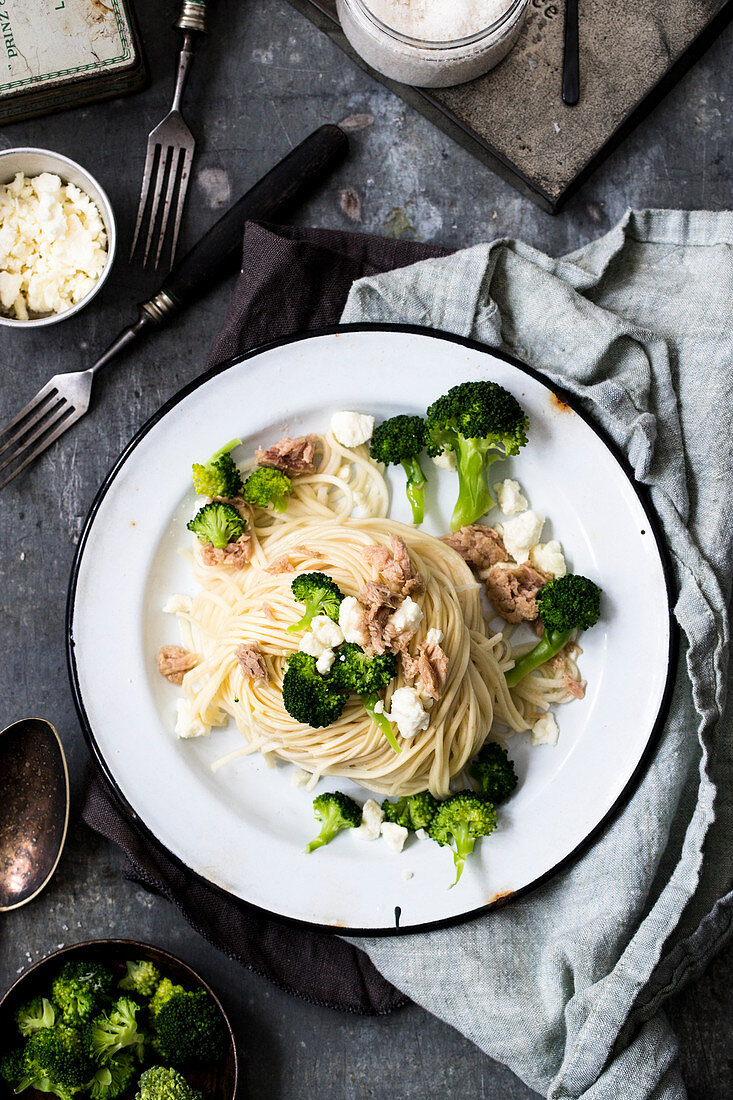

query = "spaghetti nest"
[174, 433, 548, 797]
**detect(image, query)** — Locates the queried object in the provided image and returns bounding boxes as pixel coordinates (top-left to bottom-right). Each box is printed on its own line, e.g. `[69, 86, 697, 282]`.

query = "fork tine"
[0, 380, 58, 445]
[154, 146, 183, 270]
[168, 145, 193, 268]
[0, 387, 59, 460]
[0, 400, 73, 477]
[143, 145, 171, 268]
[129, 140, 158, 260]
[0, 411, 76, 492]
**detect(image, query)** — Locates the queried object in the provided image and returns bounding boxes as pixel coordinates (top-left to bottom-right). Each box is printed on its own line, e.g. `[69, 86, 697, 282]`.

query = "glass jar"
[336, 0, 530, 89]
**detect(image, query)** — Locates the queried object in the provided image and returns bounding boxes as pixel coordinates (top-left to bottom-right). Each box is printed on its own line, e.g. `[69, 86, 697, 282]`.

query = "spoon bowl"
[0, 718, 69, 911]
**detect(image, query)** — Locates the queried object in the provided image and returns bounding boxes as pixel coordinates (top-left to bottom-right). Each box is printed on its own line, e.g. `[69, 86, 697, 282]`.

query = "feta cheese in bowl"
[0, 148, 116, 328]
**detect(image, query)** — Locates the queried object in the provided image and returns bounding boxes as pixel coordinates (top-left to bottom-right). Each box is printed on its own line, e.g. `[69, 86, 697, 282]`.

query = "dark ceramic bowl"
[0, 939, 238, 1099]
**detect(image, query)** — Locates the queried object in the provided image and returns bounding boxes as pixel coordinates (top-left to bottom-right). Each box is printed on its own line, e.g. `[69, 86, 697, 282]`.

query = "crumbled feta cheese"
[291, 768, 312, 788]
[530, 540, 567, 577]
[338, 596, 368, 645]
[298, 615, 345, 659]
[174, 699, 207, 739]
[316, 649, 336, 675]
[431, 448, 456, 470]
[388, 596, 423, 634]
[331, 411, 375, 448]
[163, 594, 193, 614]
[351, 490, 370, 518]
[356, 798, 384, 840]
[373, 699, 385, 714]
[501, 510, 545, 563]
[381, 821, 408, 853]
[415, 828, 428, 840]
[402, 870, 414, 880]
[425, 627, 444, 646]
[494, 478, 528, 515]
[532, 712, 559, 746]
[387, 687, 430, 740]
[0, 172, 108, 319]
[337, 463, 352, 481]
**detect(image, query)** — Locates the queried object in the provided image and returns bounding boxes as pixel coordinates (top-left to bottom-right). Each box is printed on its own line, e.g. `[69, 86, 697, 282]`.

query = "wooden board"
[287, 0, 733, 212]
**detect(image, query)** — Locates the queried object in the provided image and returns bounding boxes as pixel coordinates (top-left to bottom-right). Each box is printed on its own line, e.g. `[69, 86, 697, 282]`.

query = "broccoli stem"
[288, 594, 329, 634]
[305, 812, 343, 853]
[451, 438, 500, 532]
[401, 457, 426, 525]
[363, 694, 402, 754]
[450, 824, 477, 887]
[505, 628, 572, 688]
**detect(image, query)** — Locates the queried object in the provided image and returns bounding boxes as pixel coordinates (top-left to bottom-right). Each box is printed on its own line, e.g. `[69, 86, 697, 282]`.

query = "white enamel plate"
[68, 327, 674, 933]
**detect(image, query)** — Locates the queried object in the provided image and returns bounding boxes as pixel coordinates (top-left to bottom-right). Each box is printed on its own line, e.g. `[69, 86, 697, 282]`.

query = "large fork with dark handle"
[130, 0, 207, 270]
[0, 125, 349, 492]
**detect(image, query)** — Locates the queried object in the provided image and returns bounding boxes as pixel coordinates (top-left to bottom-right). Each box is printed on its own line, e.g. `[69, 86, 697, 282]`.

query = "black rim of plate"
[66, 323, 679, 937]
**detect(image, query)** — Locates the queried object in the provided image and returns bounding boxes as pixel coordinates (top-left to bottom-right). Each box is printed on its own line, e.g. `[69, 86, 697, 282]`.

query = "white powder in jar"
[365, 0, 514, 41]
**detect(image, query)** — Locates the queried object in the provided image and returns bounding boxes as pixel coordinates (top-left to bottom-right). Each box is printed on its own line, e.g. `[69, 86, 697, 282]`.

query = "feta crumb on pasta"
[330, 411, 375, 448]
[532, 712, 560, 746]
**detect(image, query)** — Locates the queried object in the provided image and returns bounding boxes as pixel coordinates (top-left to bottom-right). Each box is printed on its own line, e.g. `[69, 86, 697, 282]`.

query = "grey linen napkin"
[341, 209, 733, 1099]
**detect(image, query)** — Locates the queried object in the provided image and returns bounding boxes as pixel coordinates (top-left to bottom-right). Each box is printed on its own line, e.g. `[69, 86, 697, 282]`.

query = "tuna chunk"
[201, 534, 252, 569]
[265, 554, 294, 574]
[362, 536, 424, 597]
[485, 562, 549, 623]
[255, 434, 319, 476]
[235, 643, 269, 683]
[414, 640, 449, 700]
[442, 524, 508, 571]
[158, 645, 197, 685]
[356, 581, 401, 655]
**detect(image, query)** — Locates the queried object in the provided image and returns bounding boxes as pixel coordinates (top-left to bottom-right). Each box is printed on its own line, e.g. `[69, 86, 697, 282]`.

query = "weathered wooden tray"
[288, 0, 732, 212]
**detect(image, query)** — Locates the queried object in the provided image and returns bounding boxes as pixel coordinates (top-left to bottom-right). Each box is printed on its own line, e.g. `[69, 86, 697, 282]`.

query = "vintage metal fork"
[130, 1, 208, 270]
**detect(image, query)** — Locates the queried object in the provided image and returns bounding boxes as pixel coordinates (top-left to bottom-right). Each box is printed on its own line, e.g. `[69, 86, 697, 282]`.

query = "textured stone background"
[0, 1, 731, 1097]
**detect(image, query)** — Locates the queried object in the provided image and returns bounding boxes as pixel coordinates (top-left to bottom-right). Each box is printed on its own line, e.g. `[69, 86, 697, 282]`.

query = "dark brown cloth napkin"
[82, 221, 446, 1016]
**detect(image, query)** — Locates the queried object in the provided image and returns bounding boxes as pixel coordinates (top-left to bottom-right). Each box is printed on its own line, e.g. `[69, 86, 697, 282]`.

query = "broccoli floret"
[135, 1066, 202, 1100]
[51, 960, 116, 1027]
[21, 1024, 95, 1098]
[469, 742, 518, 803]
[505, 574, 601, 687]
[0, 1046, 26, 1090]
[191, 440, 243, 498]
[282, 652, 347, 728]
[330, 643, 401, 753]
[119, 959, 161, 998]
[242, 467, 293, 512]
[370, 415, 429, 525]
[87, 997, 145, 1063]
[426, 381, 529, 531]
[149, 979, 181, 1021]
[15, 995, 56, 1036]
[427, 791, 497, 886]
[187, 501, 246, 550]
[287, 572, 344, 633]
[90, 1051, 137, 1099]
[305, 792, 362, 853]
[382, 790, 439, 830]
[150, 989, 225, 1066]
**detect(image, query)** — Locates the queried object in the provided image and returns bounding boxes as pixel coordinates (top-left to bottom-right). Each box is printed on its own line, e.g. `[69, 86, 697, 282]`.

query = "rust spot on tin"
[488, 889, 515, 907]
[329, 918, 347, 927]
[549, 391, 572, 413]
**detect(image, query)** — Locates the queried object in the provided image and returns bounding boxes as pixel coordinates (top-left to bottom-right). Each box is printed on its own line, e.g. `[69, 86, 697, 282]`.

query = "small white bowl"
[0, 147, 116, 328]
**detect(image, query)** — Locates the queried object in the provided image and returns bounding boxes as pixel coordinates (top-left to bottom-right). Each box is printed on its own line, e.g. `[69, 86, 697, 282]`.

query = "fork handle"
[148, 124, 349, 317]
[177, 0, 207, 34]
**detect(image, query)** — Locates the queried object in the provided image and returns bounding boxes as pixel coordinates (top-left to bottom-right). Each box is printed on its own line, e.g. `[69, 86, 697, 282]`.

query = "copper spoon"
[0, 719, 69, 911]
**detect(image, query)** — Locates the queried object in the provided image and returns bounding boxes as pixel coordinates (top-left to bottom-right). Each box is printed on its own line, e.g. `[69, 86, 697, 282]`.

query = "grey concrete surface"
[0, 2, 731, 1098]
